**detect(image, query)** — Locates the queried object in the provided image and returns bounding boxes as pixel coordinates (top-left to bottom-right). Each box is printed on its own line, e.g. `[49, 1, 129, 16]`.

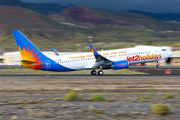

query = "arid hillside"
[0, 4, 86, 52]
[50, 5, 141, 28]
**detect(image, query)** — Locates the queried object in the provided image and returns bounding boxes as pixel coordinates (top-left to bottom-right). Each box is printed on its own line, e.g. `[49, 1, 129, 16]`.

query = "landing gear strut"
[156, 62, 160, 68]
[98, 70, 104, 75]
[91, 70, 96, 75]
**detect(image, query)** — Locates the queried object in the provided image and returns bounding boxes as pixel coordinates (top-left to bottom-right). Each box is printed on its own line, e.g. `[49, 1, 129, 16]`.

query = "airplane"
[13, 30, 173, 75]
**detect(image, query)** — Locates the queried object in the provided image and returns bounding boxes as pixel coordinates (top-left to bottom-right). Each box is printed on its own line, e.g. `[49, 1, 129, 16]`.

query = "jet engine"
[111, 60, 129, 70]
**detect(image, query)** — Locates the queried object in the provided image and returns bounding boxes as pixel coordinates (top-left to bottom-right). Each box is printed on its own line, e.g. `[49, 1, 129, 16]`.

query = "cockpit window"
[162, 49, 166, 51]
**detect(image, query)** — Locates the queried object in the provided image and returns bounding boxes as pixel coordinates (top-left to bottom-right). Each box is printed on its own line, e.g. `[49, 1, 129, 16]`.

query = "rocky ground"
[0, 76, 179, 119]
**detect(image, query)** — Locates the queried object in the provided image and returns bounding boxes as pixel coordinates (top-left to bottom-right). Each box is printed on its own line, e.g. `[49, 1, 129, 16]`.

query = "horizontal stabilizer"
[21, 60, 36, 64]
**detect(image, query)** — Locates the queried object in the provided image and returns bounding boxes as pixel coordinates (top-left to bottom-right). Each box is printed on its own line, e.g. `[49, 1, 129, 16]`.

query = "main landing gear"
[156, 62, 160, 68]
[91, 70, 104, 75]
[98, 70, 104, 75]
[91, 70, 96, 75]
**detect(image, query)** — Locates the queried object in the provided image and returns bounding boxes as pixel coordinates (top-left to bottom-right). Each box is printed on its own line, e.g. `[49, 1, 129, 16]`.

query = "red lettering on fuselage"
[127, 54, 162, 62]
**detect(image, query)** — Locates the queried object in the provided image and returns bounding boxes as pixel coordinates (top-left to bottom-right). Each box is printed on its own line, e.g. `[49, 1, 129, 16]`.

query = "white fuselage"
[46, 46, 172, 70]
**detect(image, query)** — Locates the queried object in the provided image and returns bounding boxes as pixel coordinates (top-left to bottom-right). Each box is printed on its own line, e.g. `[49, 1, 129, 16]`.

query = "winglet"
[90, 44, 99, 56]
[52, 48, 59, 56]
[90, 44, 111, 62]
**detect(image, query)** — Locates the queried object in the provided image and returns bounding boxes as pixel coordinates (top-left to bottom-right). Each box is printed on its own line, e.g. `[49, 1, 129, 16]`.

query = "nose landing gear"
[156, 61, 160, 68]
[156, 64, 160, 68]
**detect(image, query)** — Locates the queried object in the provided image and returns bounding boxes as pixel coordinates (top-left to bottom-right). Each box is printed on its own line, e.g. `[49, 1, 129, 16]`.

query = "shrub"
[99, 87, 103, 91]
[65, 91, 81, 101]
[39, 87, 44, 91]
[166, 93, 174, 98]
[19, 104, 26, 107]
[140, 96, 149, 100]
[88, 109, 96, 112]
[91, 94, 106, 101]
[38, 105, 43, 108]
[44, 112, 51, 118]
[90, 88, 97, 92]
[151, 103, 170, 115]
[96, 109, 104, 114]
[147, 86, 155, 99]
[69, 89, 75, 92]
[140, 86, 156, 100]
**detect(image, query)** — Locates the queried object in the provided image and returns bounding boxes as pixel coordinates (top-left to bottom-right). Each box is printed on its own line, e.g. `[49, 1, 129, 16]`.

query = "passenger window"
[162, 49, 166, 51]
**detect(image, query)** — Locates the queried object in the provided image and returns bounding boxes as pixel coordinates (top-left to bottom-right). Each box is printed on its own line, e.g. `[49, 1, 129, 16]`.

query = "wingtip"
[13, 30, 19, 32]
[12, 30, 21, 34]
[89, 44, 93, 48]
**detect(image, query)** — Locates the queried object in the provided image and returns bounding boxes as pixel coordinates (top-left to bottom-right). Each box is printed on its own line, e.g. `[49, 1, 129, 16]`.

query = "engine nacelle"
[112, 60, 129, 70]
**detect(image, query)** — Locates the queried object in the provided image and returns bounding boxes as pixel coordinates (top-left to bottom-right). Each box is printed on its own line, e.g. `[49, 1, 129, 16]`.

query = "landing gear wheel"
[91, 70, 96, 75]
[156, 64, 160, 68]
[98, 70, 104, 75]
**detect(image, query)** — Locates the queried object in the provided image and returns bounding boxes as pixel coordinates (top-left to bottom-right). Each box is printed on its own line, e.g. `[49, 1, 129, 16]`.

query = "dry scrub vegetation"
[0, 76, 179, 119]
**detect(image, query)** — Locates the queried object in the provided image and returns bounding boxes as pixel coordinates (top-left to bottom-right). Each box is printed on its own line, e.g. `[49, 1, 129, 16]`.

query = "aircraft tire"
[98, 70, 104, 75]
[156, 64, 160, 68]
[91, 70, 96, 75]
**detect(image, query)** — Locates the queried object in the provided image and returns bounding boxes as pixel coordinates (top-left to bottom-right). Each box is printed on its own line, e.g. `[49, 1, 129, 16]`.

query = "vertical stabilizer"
[13, 30, 46, 70]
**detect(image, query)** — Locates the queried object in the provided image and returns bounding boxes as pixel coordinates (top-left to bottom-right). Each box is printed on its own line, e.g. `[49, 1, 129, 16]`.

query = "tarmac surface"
[0, 65, 180, 75]
[0, 74, 179, 77]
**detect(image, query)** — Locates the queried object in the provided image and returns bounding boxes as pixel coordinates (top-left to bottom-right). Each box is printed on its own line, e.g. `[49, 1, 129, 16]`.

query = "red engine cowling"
[112, 60, 129, 70]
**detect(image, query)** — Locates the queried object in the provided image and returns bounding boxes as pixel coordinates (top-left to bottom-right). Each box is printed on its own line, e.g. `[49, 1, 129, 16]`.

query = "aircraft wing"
[90, 45, 112, 62]
[86, 45, 112, 69]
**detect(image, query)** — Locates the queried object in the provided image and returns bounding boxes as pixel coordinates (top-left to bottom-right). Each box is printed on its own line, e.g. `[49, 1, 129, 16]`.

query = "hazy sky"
[20, 0, 180, 13]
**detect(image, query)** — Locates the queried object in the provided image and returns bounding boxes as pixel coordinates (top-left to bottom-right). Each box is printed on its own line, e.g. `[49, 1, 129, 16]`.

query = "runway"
[0, 74, 180, 77]
[0, 65, 180, 75]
